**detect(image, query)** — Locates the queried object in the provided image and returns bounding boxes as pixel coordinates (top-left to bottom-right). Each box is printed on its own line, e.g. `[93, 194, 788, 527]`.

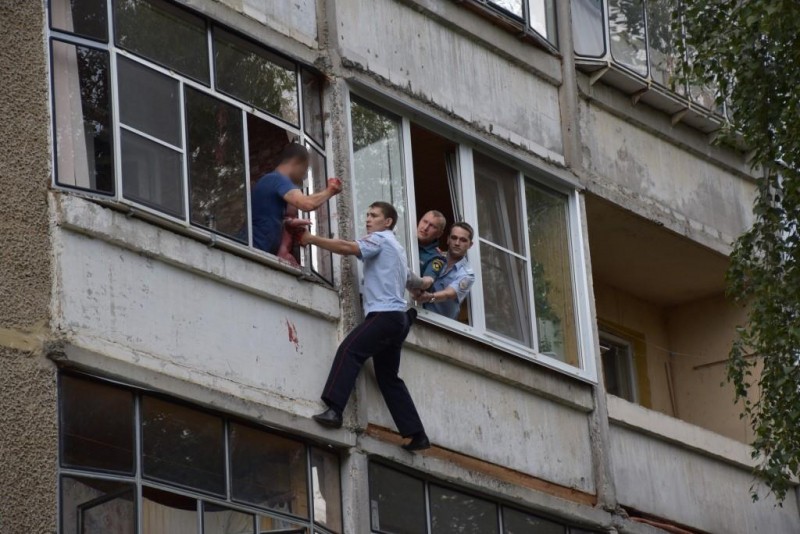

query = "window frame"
[57, 371, 343, 534]
[598, 329, 639, 403]
[345, 88, 597, 383]
[46, 0, 334, 281]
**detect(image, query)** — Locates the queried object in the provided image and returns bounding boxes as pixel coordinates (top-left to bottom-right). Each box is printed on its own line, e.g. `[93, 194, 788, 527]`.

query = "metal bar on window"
[134, 393, 143, 534]
[178, 80, 190, 225]
[242, 109, 254, 248]
[401, 116, 420, 273]
[476, 237, 529, 262]
[519, 173, 541, 355]
[424, 480, 432, 534]
[458, 145, 486, 334]
[207, 25, 216, 91]
[118, 123, 184, 153]
[570, 190, 596, 378]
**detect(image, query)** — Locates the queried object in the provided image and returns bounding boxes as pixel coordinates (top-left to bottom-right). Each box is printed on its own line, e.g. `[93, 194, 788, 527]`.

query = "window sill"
[52, 191, 341, 321]
[403, 309, 595, 412]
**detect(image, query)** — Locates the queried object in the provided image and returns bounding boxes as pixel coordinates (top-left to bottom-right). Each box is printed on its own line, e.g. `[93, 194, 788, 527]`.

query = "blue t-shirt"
[357, 230, 409, 315]
[251, 171, 299, 254]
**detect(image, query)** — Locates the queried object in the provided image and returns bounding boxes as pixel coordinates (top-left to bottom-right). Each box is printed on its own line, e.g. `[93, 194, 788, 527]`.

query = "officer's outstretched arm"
[300, 233, 360, 256]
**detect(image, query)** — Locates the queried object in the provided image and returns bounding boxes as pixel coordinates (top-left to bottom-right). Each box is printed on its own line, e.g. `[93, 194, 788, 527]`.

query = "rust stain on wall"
[286, 319, 300, 352]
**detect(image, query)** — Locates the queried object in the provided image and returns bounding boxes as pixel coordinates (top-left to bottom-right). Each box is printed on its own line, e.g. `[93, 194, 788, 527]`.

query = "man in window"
[295, 201, 434, 452]
[416, 222, 475, 320]
[251, 144, 341, 265]
[417, 210, 447, 277]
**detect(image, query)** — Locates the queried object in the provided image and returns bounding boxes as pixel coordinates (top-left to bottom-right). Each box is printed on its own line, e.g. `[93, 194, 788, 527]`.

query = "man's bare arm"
[284, 178, 342, 212]
[417, 287, 457, 303]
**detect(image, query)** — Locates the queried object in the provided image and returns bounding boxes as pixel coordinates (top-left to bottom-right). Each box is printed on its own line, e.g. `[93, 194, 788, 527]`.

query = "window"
[49, 0, 331, 277]
[348, 97, 592, 378]
[59, 373, 343, 534]
[484, 0, 558, 45]
[599, 331, 637, 402]
[368, 462, 591, 534]
[571, 0, 719, 111]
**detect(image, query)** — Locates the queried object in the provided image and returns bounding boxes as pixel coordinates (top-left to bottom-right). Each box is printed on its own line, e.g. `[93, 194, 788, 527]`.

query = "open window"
[599, 331, 637, 402]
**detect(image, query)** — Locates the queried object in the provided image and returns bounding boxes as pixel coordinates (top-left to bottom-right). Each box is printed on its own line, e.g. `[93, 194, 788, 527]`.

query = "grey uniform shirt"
[423, 256, 475, 319]
[357, 230, 409, 315]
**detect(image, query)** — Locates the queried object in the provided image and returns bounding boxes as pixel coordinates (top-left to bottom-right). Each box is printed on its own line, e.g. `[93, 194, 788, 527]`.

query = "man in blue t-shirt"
[250, 144, 341, 264]
[296, 201, 434, 452]
[416, 210, 446, 277]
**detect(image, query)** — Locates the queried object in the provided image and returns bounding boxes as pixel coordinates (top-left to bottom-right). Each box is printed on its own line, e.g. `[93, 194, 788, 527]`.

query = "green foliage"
[676, 0, 800, 502]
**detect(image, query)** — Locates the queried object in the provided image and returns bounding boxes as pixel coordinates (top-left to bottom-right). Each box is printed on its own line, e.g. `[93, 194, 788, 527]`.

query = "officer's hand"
[327, 177, 343, 195]
[416, 292, 434, 303]
[420, 276, 434, 290]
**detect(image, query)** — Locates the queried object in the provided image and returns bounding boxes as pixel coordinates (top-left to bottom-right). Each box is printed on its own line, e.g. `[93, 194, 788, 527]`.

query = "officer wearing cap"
[416, 210, 447, 277]
[417, 222, 476, 320]
[297, 201, 434, 452]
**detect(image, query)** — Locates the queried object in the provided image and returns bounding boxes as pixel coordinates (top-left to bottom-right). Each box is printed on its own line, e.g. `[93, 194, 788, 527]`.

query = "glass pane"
[306, 146, 334, 283]
[526, 182, 579, 366]
[247, 114, 297, 185]
[52, 41, 114, 194]
[572, 0, 605, 57]
[121, 129, 185, 217]
[301, 69, 325, 146]
[474, 152, 523, 254]
[350, 100, 409, 254]
[214, 27, 298, 125]
[310, 448, 342, 533]
[60, 375, 135, 473]
[529, 0, 557, 42]
[368, 463, 426, 534]
[229, 422, 309, 518]
[118, 57, 181, 147]
[259, 516, 309, 533]
[204, 503, 255, 534]
[480, 243, 532, 346]
[600, 335, 635, 401]
[51, 0, 108, 41]
[430, 485, 499, 534]
[114, 0, 209, 83]
[141, 396, 225, 495]
[608, 0, 648, 76]
[646, 0, 681, 89]
[185, 87, 247, 241]
[142, 487, 198, 534]
[503, 507, 565, 534]
[61, 476, 135, 534]
[489, 0, 522, 18]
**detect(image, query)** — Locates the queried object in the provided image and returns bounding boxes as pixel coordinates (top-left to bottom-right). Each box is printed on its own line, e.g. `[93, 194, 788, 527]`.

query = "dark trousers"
[321, 311, 424, 437]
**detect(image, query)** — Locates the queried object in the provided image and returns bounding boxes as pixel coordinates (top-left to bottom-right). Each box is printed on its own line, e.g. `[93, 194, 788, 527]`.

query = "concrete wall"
[0, 2, 59, 534]
[208, 0, 318, 48]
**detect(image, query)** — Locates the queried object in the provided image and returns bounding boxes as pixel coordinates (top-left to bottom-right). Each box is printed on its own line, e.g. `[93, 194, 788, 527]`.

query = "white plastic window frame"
[45, 0, 334, 279]
[345, 88, 597, 383]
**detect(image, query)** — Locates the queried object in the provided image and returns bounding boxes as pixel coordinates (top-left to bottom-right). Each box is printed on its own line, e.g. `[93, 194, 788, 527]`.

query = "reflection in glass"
[259, 515, 309, 533]
[474, 152, 524, 253]
[430, 485, 499, 534]
[141, 396, 225, 495]
[203, 503, 255, 534]
[306, 146, 334, 283]
[61, 476, 135, 534]
[350, 100, 409, 254]
[60, 375, 135, 474]
[608, 0, 648, 76]
[572, 0, 605, 57]
[526, 182, 579, 366]
[503, 507, 565, 534]
[229, 422, 309, 518]
[142, 486, 198, 534]
[489, 0, 523, 17]
[310, 448, 342, 533]
[185, 88, 247, 241]
[529, 0, 557, 42]
[301, 70, 325, 146]
[121, 130, 185, 217]
[646, 0, 681, 89]
[51, 0, 108, 41]
[114, 0, 209, 83]
[215, 27, 298, 125]
[369, 463, 426, 534]
[118, 57, 181, 147]
[52, 41, 114, 194]
[480, 243, 532, 346]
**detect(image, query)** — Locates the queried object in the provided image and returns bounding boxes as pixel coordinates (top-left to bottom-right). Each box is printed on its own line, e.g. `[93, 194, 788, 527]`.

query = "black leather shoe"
[402, 431, 430, 452]
[313, 408, 343, 429]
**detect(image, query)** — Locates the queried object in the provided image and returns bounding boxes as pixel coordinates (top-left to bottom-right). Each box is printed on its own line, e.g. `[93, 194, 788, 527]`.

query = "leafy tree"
[676, 1, 800, 502]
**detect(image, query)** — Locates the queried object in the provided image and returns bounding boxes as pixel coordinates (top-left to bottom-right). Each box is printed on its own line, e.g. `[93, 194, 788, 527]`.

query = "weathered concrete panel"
[609, 422, 799, 533]
[580, 102, 757, 250]
[211, 0, 318, 48]
[335, 0, 564, 158]
[55, 228, 340, 419]
[365, 348, 596, 493]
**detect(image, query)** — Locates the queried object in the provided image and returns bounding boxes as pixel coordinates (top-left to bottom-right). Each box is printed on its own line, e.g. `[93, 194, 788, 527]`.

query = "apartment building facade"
[1, 0, 798, 533]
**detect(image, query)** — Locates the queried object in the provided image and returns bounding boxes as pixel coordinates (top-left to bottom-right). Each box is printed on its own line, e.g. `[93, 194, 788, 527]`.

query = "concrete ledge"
[607, 394, 754, 469]
[52, 193, 341, 321]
